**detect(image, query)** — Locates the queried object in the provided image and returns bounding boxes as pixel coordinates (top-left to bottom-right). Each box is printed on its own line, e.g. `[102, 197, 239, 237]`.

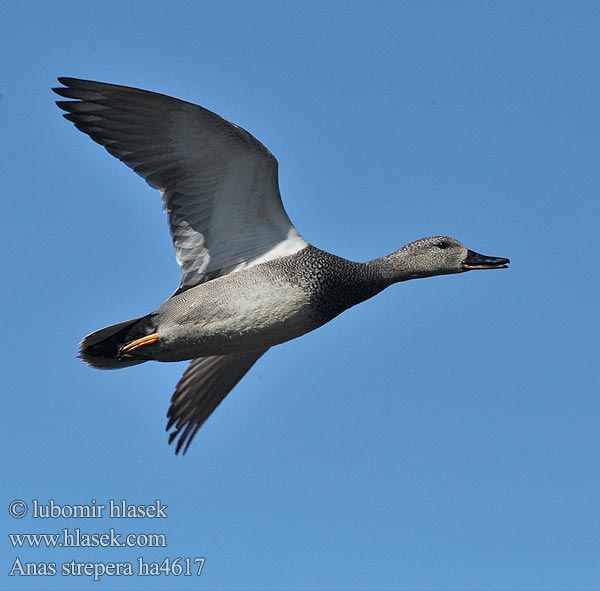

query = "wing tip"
[167, 423, 199, 456]
[56, 76, 97, 87]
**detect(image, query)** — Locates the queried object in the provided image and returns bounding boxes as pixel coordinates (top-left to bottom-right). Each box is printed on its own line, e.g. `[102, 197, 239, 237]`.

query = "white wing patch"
[54, 78, 308, 293]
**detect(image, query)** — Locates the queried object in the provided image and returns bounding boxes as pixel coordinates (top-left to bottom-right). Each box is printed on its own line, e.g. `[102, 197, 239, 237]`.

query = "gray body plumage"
[54, 78, 509, 454]
[148, 245, 385, 361]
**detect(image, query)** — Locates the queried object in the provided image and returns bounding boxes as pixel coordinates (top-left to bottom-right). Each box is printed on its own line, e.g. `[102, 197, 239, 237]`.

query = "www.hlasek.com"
[10, 528, 167, 549]
[7, 498, 205, 581]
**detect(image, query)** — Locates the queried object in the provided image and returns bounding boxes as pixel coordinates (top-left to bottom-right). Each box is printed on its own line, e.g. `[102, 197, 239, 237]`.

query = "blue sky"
[2, 1, 599, 589]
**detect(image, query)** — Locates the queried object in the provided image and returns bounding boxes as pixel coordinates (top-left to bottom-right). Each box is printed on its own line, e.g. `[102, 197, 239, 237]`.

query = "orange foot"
[119, 333, 160, 357]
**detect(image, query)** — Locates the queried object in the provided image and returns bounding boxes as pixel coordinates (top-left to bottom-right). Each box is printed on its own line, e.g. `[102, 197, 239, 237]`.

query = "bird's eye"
[437, 241, 449, 250]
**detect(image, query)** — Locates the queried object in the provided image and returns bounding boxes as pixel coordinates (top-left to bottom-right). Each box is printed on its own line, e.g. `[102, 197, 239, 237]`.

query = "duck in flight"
[54, 78, 509, 454]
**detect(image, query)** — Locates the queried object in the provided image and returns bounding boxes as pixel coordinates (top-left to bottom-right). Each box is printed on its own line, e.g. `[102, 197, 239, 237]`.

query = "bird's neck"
[364, 248, 433, 285]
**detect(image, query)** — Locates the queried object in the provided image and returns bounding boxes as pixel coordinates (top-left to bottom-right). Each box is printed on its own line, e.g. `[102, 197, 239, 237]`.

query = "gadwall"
[54, 78, 509, 453]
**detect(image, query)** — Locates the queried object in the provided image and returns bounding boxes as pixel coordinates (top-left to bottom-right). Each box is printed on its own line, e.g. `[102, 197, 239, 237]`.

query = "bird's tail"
[79, 316, 155, 370]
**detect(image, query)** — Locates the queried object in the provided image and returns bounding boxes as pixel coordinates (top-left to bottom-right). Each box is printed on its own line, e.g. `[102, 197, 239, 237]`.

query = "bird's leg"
[119, 333, 160, 357]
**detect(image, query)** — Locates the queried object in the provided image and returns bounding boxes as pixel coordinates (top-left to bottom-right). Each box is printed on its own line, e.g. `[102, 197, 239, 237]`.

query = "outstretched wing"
[166, 350, 268, 454]
[53, 78, 307, 292]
